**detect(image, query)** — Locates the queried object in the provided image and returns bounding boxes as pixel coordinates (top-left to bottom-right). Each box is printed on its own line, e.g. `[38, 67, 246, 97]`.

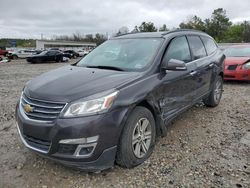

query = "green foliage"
[0, 39, 35, 48]
[54, 33, 107, 46]
[205, 8, 232, 42]
[159, 24, 169, 32]
[223, 24, 244, 42]
[138, 22, 158, 32]
[179, 16, 206, 31]
[178, 8, 250, 43]
[242, 21, 250, 42]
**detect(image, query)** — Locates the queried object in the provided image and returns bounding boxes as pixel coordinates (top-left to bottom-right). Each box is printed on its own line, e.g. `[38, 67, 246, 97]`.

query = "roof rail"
[161, 29, 206, 36]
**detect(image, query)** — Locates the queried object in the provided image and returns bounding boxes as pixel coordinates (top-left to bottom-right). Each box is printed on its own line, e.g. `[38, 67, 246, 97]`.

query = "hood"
[24, 65, 142, 102]
[225, 57, 250, 65]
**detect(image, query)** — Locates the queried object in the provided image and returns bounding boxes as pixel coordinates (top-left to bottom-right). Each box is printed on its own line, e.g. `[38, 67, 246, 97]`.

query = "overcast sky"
[1, 0, 250, 39]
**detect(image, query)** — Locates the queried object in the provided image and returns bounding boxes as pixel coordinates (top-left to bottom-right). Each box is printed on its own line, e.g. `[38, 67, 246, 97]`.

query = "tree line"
[117, 8, 250, 43]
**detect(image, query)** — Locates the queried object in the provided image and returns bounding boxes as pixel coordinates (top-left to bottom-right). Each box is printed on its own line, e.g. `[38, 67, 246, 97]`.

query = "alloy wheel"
[132, 118, 152, 158]
[214, 79, 222, 103]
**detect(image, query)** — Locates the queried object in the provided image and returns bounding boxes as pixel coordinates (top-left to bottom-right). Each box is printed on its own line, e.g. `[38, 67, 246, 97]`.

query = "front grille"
[21, 93, 66, 122]
[227, 64, 238, 70]
[23, 134, 51, 152]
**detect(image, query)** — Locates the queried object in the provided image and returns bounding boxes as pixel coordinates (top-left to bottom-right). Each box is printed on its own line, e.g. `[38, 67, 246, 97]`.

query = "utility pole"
[41, 33, 43, 40]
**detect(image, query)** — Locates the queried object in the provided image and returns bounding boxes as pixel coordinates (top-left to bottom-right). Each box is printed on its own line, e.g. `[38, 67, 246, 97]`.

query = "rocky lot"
[0, 59, 249, 188]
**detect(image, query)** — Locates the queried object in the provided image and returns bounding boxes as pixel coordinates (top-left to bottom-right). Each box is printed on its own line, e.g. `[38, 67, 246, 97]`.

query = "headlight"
[242, 62, 250, 70]
[63, 90, 119, 117]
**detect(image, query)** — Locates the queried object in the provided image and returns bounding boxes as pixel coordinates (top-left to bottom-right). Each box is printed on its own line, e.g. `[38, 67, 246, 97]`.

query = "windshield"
[224, 47, 250, 57]
[76, 38, 163, 71]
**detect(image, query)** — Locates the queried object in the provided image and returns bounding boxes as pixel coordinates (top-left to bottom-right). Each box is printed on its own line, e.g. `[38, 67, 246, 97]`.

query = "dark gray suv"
[16, 29, 225, 171]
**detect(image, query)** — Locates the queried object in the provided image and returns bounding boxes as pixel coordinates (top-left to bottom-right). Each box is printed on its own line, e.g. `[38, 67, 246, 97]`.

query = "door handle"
[189, 71, 197, 76]
[209, 63, 214, 68]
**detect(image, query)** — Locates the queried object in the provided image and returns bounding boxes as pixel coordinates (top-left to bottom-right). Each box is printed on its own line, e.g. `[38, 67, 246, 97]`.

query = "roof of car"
[114, 29, 209, 39]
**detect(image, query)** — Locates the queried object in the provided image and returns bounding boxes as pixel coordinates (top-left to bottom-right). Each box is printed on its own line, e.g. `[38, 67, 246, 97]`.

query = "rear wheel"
[56, 57, 62, 63]
[203, 76, 223, 107]
[116, 106, 156, 168]
[34, 59, 41, 64]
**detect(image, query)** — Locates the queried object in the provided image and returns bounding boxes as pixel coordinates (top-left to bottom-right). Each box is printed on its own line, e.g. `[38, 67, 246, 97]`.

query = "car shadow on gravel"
[224, 80, 250, 85]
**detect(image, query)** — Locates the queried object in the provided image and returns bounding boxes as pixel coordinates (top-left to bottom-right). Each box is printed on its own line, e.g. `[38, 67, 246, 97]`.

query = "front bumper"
[224, 69, 250, 80]
[16, 101, 129, 171]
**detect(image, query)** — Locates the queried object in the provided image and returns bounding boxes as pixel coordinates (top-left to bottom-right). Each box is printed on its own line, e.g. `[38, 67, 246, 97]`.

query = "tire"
[34, 59, 41, 64]
[116, 106, 156, 168]
[12, 55, 18, 60]
[56, 57, 62, 63]
[203, 76, 223, 107]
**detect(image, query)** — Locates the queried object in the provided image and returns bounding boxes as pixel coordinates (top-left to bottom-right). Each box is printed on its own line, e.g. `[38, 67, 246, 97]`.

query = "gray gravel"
[0, 59, 249, 188]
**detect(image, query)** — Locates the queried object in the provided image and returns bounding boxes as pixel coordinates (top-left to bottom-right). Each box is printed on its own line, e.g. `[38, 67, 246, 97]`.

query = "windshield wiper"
[85, 65, 125, 71]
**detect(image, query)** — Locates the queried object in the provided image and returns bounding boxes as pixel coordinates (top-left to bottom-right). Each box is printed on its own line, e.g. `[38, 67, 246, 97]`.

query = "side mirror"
[162, 59, 187, 71]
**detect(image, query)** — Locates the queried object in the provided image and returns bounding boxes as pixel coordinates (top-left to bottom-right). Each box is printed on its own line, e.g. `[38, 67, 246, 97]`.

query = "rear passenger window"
[201, 36, 217, 55]
[187, 36, 207, 60]
[163, 36, 191, 63]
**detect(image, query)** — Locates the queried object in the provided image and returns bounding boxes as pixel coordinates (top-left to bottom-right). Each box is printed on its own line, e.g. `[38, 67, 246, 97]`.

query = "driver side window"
[163, 36, 191, 63]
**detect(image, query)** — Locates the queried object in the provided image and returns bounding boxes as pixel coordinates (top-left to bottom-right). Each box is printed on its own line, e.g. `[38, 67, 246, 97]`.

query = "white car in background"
[8, 49, 37, 59]
[77, 50, 89, 57]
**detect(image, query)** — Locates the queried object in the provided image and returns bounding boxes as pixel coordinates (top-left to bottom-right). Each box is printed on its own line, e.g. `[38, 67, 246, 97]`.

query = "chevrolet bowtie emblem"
[23, 104, 34, 113]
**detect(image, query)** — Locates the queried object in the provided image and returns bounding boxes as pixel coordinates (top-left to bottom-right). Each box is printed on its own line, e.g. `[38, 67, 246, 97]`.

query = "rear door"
[186, 35, 213, 98]
[157, 36, 198, 120]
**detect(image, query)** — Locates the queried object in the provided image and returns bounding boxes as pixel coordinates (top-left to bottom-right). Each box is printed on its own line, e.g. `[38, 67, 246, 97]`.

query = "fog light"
[74, 143, 97, 157]
[59, 136, 98, 157]
[79, 146, 94, 155]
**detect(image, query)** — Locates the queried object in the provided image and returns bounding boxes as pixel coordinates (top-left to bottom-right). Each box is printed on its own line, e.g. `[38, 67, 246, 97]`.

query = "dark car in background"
[16, 29, 225, 172]
[223, 45, 250, 81]
[26, 50, 67, 63]
[64, 50, 79, 58]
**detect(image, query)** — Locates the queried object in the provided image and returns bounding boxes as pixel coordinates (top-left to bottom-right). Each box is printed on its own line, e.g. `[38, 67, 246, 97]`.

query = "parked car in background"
[223, 45, 250, 81]
[16, 30, 224, 171]
[8, 49, 37, 59]
[0, 47, 9, 56]
[64, 50, 79, 58]
[77, 50, 89, 57]
[26, 50, 67, 63]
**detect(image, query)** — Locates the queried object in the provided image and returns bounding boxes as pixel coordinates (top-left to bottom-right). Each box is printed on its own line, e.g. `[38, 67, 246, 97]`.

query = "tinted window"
[187, 36, 207, 60]
[47, 51, 57, 56]
[201, 36, 217, 55]
[163, 36, 191, 63]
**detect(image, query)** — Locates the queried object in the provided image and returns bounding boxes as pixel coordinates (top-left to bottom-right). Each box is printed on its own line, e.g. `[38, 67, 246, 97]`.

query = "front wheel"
[203, 76, 223, 107]
[116, 106, 156, 168]
[12, 55, 18, 60]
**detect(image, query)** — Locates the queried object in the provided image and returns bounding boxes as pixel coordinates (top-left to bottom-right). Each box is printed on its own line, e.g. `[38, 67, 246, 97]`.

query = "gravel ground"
[0, 59, 249, 188]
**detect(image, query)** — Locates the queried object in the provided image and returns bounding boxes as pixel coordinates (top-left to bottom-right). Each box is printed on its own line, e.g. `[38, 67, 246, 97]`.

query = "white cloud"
[0, 0, 250, 38]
